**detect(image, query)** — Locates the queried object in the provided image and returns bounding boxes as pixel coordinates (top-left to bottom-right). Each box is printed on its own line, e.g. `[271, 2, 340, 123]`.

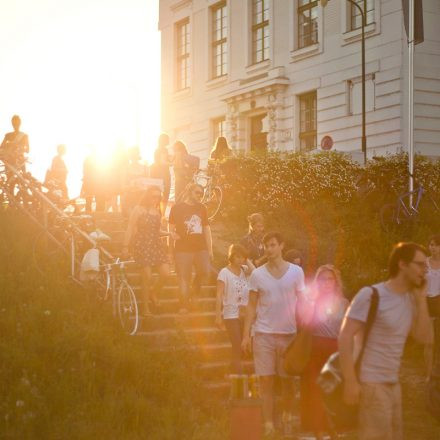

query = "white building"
[159, 0, 440, 161]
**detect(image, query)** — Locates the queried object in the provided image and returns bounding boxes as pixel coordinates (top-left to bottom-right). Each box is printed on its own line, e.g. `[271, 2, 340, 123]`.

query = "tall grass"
[0, 211, 228, 439]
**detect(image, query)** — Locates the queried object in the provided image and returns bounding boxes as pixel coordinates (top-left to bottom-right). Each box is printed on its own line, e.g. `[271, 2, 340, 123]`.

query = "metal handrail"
[0, 157, 114, 262]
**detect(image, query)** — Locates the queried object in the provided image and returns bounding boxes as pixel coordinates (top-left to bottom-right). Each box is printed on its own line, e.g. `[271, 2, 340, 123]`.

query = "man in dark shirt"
[169, 183, 213, 313]
[0, 115, 29, 169]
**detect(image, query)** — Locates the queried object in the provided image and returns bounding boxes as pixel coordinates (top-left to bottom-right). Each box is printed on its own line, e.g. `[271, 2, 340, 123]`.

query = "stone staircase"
[93, 212, 253, 397]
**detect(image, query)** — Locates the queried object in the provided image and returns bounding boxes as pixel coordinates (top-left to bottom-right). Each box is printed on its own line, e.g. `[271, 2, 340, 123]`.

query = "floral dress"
[133, 210, 168, 267]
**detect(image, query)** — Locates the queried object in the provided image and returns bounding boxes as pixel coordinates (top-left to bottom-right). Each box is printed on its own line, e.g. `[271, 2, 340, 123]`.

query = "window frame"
[297, 0, 319, 50]
[251, 0, 270, 65]
[175, 18, 191, 91]
[299, 91, 317, 152]
[350, 0, 375, 32]
[211, 1, 228, 79]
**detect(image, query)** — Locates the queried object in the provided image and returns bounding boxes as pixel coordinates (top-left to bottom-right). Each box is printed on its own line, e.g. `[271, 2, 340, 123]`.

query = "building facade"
[159, 0, 440, 162]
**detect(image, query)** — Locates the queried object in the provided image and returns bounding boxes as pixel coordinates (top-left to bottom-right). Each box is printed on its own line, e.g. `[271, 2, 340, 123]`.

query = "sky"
[0, 0, 161, 196]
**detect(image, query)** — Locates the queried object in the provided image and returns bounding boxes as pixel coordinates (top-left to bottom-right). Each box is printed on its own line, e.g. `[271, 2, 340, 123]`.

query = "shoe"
[264, 422, 275, 437]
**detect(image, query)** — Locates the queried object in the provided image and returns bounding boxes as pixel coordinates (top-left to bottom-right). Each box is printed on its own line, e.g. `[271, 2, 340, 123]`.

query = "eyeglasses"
[410, 260, 428, 269]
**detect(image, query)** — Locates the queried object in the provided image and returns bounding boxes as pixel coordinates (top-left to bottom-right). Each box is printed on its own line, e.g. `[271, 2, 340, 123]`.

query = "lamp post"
[321, 0, 367, 165]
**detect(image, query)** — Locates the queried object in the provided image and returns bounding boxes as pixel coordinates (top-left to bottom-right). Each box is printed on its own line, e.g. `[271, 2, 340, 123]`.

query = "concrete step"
[200, 360, 254, 381]
[133, 285, 216, 299]
[137, 326, 230, 346]
[138, 311, 218, 332]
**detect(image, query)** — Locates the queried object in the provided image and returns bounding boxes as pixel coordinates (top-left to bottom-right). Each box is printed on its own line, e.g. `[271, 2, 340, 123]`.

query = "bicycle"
[192, 170, 223, 221]
[380, 177, 440, 232]
[92, 258, 139, 335]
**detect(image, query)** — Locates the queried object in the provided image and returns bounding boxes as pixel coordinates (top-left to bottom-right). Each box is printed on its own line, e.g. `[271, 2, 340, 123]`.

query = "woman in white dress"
[215, 244, 255, 374]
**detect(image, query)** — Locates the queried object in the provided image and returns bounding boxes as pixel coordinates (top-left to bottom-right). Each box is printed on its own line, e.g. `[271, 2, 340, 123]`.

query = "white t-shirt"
[346, 282, 414, 384]
[249, 263, 306, 334]
[427, 258, 440, 298]
[217, 267, 250, 319]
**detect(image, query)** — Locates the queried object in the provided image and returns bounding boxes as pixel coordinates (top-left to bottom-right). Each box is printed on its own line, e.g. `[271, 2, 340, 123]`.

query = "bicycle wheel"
[380, 203, 397, 233]
[203, 186, 222, 221]
[92, 269, 111, 302]
[117, 281, 139, 335]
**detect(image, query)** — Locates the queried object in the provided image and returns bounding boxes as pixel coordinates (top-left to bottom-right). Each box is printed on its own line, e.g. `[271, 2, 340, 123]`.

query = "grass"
[0, 211, 228, 439]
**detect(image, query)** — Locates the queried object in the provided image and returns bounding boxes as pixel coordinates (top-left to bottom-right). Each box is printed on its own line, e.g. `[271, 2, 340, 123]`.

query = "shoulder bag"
[317, 286, 379, 431]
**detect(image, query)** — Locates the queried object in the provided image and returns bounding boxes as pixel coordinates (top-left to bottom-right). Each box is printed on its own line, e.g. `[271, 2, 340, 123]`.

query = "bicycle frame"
[395, 186, 424, 224]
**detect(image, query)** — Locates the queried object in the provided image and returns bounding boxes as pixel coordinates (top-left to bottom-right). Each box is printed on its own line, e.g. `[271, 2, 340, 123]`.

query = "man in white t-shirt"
[242, 232, 305, 436]
[339, 242, 433, 440]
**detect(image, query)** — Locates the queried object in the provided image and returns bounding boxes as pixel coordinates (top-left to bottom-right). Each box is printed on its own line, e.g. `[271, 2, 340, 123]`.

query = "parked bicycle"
[380, 175, 440, 232]
[92, 258, 139, 335]
[191, 170, 223, 221]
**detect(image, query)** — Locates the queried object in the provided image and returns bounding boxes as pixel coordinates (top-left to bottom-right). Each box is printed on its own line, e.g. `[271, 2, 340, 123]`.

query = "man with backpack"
[1, 114, 29, 170]
[339, 242, 433, 439]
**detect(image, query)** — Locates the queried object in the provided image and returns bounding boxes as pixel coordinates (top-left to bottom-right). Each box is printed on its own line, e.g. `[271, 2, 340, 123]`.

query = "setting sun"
[0, 0, 160, 196]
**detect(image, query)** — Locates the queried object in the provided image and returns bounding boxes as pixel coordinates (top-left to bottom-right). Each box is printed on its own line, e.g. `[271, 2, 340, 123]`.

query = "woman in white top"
[426, 235, 440, 378]
[215, 244, 255, 374]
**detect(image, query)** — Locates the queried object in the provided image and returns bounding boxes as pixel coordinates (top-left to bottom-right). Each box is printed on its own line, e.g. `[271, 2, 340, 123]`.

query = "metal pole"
[408, 0, 415, 203]
[361, 0, 367, 165]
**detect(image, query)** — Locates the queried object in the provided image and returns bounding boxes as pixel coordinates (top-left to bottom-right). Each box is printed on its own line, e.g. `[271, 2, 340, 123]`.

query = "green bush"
[213, 152, 440, 295]
[0, 212, 227, 439]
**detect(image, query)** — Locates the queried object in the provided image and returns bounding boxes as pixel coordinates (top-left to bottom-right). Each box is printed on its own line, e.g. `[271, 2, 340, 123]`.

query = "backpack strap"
[355, 286, 379, 373]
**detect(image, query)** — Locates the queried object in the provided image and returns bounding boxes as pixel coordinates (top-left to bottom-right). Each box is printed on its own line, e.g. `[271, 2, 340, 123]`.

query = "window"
[252, 0, 270, 64]
[350, 0, 374, 31]
[212, 2, 227, 78]
[298, 0, 318, 49]
[213, 117, 226, 142]
[299, 92, 317, 151]
[176, 19, 190, 90]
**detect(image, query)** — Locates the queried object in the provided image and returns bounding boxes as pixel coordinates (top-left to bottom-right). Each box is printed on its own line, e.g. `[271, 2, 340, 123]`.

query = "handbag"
[317, 286, 379, 430]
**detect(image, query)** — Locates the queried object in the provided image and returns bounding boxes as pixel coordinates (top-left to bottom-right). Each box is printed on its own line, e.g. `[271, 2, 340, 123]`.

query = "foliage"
[212, 152, 440, 294]
[0, 212, 227, 439]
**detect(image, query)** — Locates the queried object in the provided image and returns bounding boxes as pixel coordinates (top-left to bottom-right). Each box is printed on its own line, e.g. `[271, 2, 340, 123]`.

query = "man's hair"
[388, 242, 428, 277]
[262, 232, 284, 246]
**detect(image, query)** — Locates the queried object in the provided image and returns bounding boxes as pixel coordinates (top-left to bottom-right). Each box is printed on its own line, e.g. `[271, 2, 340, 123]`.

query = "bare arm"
[122, 206, 140, 252]
[338, 317, 365, 405]
[168, 223, 176, 250]
[204, 225, 213, 259]
[242, 291, 258, 353]
[215, 280, 225, 328]
[411, 288, 434, 345]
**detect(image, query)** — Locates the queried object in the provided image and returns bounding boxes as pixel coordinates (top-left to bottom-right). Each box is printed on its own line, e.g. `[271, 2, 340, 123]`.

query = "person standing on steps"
[169, 183, 213, 314]
[46, 144, 68, 199]
[215, 244, 255, 374]
[242, 232, 306, 437]
[123, 186, 178, 316]
[150, 133, 172, 214]
[339, 242, 433, 440]
[299, 264, 348, 440]
[425, 235, 440, 379]
[0, 114, 29, 173]
[240, 213, 266, 267]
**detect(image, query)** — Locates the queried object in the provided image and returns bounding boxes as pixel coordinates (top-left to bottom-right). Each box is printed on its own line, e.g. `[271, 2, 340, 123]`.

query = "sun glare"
[0, 0, 160, 197]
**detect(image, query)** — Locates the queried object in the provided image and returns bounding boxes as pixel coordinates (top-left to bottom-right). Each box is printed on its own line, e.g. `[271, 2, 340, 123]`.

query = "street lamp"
[321, 0, 367, 165]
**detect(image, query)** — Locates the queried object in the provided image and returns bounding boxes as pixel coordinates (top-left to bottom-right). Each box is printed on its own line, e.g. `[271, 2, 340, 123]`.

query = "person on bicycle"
[123, 186, 178, 316]
[0, 115, 29, 171]
[169, 182, 212, 313]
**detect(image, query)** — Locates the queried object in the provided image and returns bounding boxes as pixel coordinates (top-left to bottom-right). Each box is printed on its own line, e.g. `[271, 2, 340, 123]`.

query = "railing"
[0, 156, 115, 282]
